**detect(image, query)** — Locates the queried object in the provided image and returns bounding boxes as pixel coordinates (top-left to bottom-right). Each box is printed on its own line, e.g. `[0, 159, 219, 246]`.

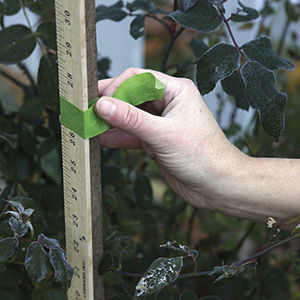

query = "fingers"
[98, 78, 114, 96]
[99, 129, 141, 149]
[99, 68, 184, 107]
[94, 96, 166, 146]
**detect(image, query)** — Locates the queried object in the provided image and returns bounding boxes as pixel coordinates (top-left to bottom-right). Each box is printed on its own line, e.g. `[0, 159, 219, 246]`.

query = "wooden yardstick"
[55, 0, 103, 299]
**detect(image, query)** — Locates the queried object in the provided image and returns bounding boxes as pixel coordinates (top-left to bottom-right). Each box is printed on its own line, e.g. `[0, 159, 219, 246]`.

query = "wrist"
[202, 144, 252, 215]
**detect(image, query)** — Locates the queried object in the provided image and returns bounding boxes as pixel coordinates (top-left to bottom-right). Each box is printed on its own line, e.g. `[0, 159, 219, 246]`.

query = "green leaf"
[241, 62, 286, 140]
[20, 97, 45, 120]
[231, 1, 259, 22]
[38, 234, 61, 250]
[285, 1, 300, 22]
[242, 36, 295, 71]
[25, 242, 48, 283]
[179, 0, 198, 12]
[27, 0, 54, 15]
[173, 61, 193, 77]
[221, 69, 249, 110]
[96, 1, 127, 22]
[134, 173, 153, 209]
[1, 0, 20, 16]
[98, 253, 114, 275]
[36, 22, 56, 50]
[0, 25, 36, 64]
[49, 248, 74, 287]
[169, 0, 222, 33]
[8, 217, 28, 237]
[115, 236, 137, 260]
[126, 0, 156, 12]
[0, 132, 17, 148]
[196, 43, 240, 94]
[190, 39, 209, 58]
[130, 15, 145, 39]
[0, 237, 19, 263]
[135, 257, 184, 297]
[37, 54, 59, 109]
[7, 200, 24, 213]
[98, 57, 111, 80]
[179, 291, 198, 300]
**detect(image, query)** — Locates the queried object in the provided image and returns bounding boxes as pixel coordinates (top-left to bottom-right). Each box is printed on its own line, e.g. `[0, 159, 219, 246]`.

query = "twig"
[17, 62, 38, 94]
[0, 68, 27, 89]
[218, 8, 248, 62]
[160, 27, 185, 72]
[129, 12, 171, 34]
[233, 233, 300, 268]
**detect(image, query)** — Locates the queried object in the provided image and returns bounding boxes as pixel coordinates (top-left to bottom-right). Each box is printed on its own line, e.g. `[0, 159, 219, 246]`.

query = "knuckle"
[181, 78, 194, 86]
[125, 67, 139, 75]
[122, 107, 142, 130]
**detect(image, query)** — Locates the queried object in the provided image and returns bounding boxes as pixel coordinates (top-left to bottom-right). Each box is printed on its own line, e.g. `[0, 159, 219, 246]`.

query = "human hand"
[95, 68, 247, 210]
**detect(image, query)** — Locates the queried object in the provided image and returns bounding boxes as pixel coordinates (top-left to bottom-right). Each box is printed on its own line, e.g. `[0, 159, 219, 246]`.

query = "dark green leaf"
[199, 297, 222, 300]
[0, 237, 19, 263]
[231, 1, 259, 22]
[130, 15, 145, 39]
[7, 200, 24, 213]
[136, 257, 183, 297]
[104, 272, 122, 285]
[190, 39, 209, 58]
[221, 69, 249, 110]
[37, 54, 59, 109]
[98, 57, 111, 80]
[14, 157, 29, 181]
[241, 62, 286, 140]
[173, 61, 193, 77]
[0, 2, 4, 13]
[96, 1, 127, 22]
[0, 25, 36, 64]
[169, 0, 222, 33]
[242, 36, 295, 71]
[98, 253, 114, 275]
[0, 132, 17, 148]
[25, 242, 48, 283]
[115, 236, 136, 260]
[179, 291, 198, 300]
[38, 234, 61, 250]
[27, 0, 54, 15]
[49, 248, 74, 287]
[20, 97, 45, 120]
[8, 217, 28, 237]
[36, 22, 56, 50]
[2, 0, 20, 15]
[196, 43, 240, 94]
[179, 0, 197, 12]
[285, 2, 300, 22]
[126, 0, 156, 12]
[134, 173, 153, 209]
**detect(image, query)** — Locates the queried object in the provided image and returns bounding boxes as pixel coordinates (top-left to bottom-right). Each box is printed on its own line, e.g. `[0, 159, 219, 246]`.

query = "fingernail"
[96, 98, 116, 119]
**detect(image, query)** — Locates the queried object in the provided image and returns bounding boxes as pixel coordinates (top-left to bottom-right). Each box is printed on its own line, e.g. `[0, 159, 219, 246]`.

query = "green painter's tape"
[60, 73, 165, 139]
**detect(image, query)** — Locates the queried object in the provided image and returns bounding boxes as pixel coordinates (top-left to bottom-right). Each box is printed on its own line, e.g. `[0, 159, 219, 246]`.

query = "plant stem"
[160, 27, 185, 72]
[17, 62, 38, 94]
[233, 233, 300, 268]
[218, 8, 248, 62]
[129, 12, 171, 34]
[0, 68, 27, 89]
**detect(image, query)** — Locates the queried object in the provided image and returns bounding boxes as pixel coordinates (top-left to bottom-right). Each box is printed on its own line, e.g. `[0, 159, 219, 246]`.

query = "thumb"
[95, 97, 163, 144]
